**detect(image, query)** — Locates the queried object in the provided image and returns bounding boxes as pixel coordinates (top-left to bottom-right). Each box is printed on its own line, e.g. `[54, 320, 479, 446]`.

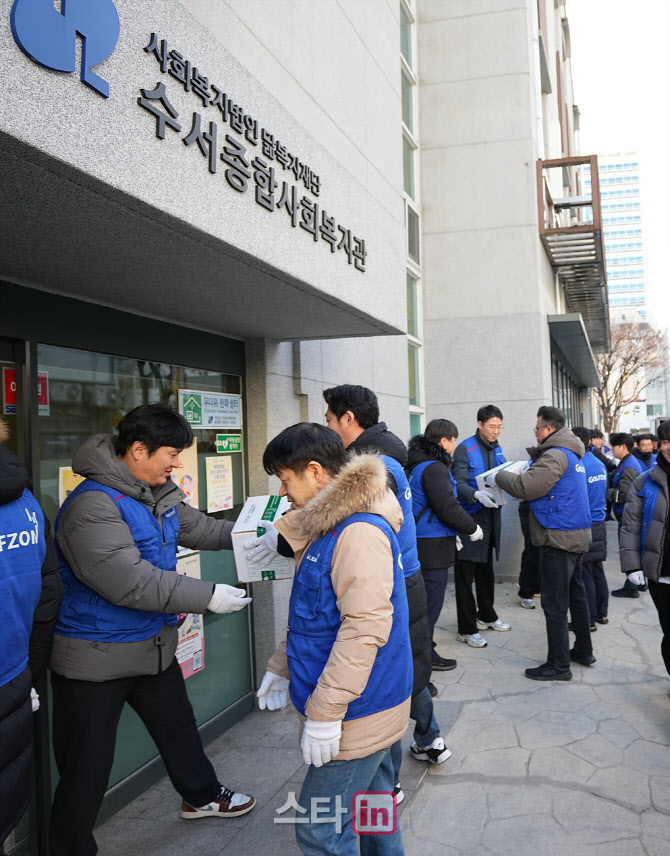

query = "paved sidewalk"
[95, 523, 670, 855]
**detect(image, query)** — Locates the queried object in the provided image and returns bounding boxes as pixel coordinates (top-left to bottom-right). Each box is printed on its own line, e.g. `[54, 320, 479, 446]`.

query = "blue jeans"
[296, 748, 404, 856]
[390, 686, 440, 782]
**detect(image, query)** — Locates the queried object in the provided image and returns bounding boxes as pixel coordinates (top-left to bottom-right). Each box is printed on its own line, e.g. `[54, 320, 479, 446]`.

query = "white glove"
[469, 524, 484, 541]
[626, 571, 645, 586]
[30, 687, 39, 713]
[301, 718, 342, 767]
[207, 584, 252, 614]
[243, 521, 279, 565]
[474, 490, 498, 509]
[455, 535, 463, 551]
[257, 670, 290, 711]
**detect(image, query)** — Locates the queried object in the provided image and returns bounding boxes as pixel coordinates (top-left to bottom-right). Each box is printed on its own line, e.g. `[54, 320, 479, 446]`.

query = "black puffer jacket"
[0, 440, 62, 845]
[407, 436, 477, 570]
[349, 426, 431, 696]
[582, 520, 607, 564]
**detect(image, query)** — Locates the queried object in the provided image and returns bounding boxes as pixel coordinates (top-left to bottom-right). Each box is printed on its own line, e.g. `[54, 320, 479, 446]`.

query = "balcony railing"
[537, 155, 610, 353]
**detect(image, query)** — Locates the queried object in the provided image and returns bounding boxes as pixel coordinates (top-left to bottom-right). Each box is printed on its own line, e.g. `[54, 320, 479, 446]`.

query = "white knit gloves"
[257, 670, 290, 710]
[207, 584, 252, 614]
[301, 718, 342, 767]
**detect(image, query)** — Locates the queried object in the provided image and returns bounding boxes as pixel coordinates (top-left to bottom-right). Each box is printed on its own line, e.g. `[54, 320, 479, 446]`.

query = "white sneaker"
[457, 632, 487, 648]
[477, 618, 511, 631]
[518, 595, 535, 609]
[409, 736, 452, 765]
[181, 786, 256, 819]
[393, 783, 405, 804]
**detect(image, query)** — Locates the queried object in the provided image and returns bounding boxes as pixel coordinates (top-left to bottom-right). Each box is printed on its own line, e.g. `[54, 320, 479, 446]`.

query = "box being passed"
[232, 495, 295, 582]
[475, 460, 530, 506]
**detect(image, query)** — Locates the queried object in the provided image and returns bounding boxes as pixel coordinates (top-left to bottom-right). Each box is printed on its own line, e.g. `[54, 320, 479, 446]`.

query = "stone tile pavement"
[95, 522, 670, 855]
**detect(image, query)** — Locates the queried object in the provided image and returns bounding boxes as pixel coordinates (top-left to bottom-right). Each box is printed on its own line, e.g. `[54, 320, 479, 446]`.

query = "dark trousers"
[421, 567, 450, 659]
[540, 547, 592, 671]
[50, 659, 220, 856]
[582, 559, 609, 621]
[455, 548, 498, 635]
[518, 504, 542, 599]
[648, 579, 670, 677]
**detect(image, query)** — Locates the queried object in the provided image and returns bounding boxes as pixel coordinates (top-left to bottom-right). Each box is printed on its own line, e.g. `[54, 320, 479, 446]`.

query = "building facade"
[1, 1, 607, 851]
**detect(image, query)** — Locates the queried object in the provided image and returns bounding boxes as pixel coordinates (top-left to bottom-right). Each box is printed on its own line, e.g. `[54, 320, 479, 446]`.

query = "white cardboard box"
[232, 495, 295, 582]
[475, 460, 530, 506]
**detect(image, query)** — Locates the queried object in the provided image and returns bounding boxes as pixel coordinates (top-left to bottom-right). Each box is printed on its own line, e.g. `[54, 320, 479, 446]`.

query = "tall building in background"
[584, 153, 670, 429]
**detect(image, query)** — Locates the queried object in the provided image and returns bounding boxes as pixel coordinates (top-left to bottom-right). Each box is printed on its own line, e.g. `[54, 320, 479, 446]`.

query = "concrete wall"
[416, 0, 571, 577]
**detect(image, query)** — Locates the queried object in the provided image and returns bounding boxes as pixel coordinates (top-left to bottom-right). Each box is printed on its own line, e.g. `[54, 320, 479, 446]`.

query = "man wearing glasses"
[452, 405, 511, 648]
[494, 406, 593, 681]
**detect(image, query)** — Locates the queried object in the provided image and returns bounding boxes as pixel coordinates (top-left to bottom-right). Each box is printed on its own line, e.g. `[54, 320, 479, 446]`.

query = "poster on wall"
[176, 553, 205, 679]
[205, 456, 234, 513]
[179, 389, 242, 429]
[2, 367, 50, 416]
[170, 438, 199, 508]
[58, 467, 86, 506]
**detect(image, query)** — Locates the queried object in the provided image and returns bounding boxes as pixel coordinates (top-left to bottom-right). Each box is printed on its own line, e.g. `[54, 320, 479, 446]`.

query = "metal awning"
[548, 313, 600, 388]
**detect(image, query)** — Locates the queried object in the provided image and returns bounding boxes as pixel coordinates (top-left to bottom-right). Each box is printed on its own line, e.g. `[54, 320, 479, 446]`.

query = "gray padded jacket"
[52, 435, 234, 681]
[619, 466, 669, 582]
[495, 427, 592, 554]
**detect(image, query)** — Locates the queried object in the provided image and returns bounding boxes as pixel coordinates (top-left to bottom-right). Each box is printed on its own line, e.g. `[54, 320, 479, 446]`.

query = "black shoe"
[570, 649, 596, 666]
[525, 664, 572, 681]
[431, 655, 457, 671]
[427, 681, 438, 697]
[611, 587, 640, 598]
[595, 616, 609, 625]
[568, 622, 597, 632]
[638, 583, 648, 592]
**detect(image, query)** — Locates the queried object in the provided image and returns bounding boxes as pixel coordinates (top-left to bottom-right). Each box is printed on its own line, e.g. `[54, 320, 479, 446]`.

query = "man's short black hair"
[657, 422, 670, 442]
[477, 405, 503, 423]
[114, 404, 193, 456]
[571, 426, 592, 447]
[610, 432, 635, 451]
[323, 385, 379, 430]
[263, 423, 348, 477]
[636, 433, 653, 443]
[650, 433, 659, 442]
[424, 419, 458, 444]
[591, 429, 604, 440]
[537, 406, 565, 431]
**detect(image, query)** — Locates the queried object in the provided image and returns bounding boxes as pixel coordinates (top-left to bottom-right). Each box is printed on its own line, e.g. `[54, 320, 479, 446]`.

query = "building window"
[408, 342, 421, 406]
[407, 273, 419, 338]
[400, 3, 413, 67]
[409, 411, 422, 437]
[401, 69, 414, 133]
[406, 203, 420, 264]
[403, 135, 415, 199]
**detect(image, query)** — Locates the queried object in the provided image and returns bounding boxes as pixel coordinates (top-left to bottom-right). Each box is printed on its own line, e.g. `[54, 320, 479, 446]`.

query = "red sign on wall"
[2, 367, 50, 416]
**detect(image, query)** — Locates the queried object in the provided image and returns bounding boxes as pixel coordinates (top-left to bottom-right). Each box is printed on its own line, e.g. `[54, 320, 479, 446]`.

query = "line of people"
[3, 395, 669, 856]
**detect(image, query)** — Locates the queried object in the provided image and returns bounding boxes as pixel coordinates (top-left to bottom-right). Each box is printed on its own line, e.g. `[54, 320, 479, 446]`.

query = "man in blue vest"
[321, 387, 451, 787]
[609, 432, 645, 599]
[0, 419, 62, 847]
[572, 427, 609, 627]
[452, 405, 510, 646]
[632, 433, 657, 472]
[50, 405, 254, 856]
[495, 406, 593, 681]
[256, 423, 411, 855]
[619, 420, 670, 677]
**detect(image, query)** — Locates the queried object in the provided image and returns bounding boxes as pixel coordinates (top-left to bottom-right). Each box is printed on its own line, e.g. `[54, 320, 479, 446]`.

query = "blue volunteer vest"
[529, 447, 591, 531]
[637, 454, 657, 472]
[286, 512, 412, 720]
[0, 489, 45, 688]
[409, 460, 458, 538]
[55, 480, 181, 642]
[583, 451, 607, 523]
[612, 455, 644, 516]
[638, 472, 661, 557]
[459, 435, 505, 514]
[380, 455, 420, 578]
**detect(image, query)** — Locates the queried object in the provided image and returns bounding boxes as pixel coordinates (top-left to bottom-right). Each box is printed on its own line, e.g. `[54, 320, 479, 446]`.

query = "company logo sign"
[10, 0, 120, 97]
